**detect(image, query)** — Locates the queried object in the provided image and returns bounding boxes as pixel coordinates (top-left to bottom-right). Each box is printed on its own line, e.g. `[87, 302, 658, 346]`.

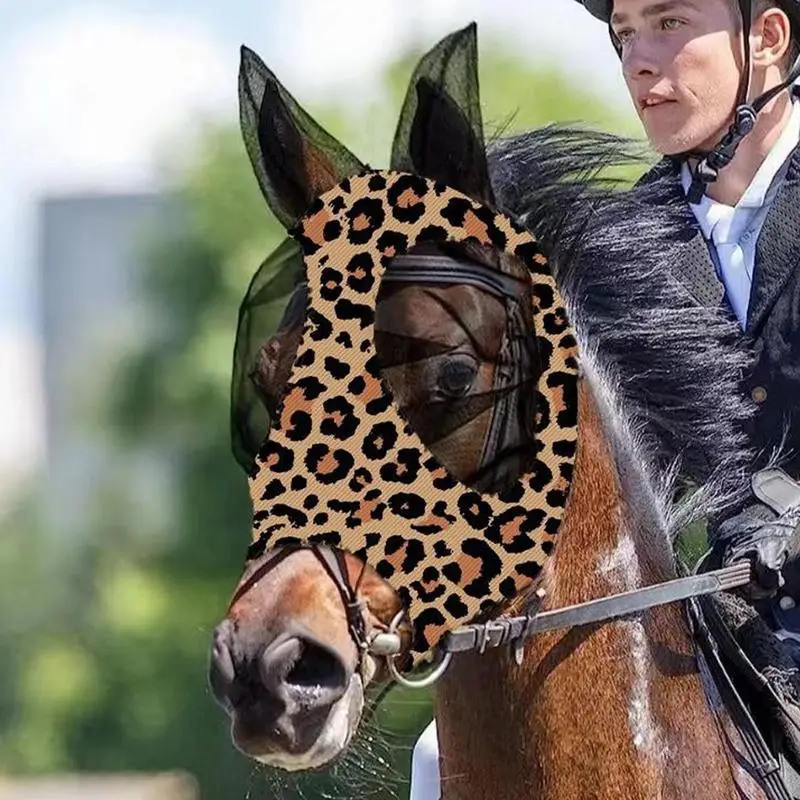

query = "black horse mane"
[487, 125, 757, 513]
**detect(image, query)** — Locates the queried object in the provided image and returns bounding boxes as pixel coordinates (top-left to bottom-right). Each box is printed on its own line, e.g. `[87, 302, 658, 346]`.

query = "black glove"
[713, 502, 800, 600]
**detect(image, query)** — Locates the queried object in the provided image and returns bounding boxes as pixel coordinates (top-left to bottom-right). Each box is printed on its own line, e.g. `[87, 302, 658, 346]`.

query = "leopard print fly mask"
[233, 24, 580, 665]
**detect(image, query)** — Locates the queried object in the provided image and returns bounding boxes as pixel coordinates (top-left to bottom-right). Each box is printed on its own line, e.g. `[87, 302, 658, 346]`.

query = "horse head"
[208, 23, 577, 772]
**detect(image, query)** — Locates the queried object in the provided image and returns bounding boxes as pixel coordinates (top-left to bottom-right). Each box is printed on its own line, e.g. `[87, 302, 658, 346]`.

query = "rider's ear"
[751, 6, 794, 70]
[239, 45, 365, 229]
[390, 22, 495, 207]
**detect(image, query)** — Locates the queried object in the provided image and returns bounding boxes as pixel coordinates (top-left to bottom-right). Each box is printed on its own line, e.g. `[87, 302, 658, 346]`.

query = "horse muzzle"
[208, 618, 359, 765]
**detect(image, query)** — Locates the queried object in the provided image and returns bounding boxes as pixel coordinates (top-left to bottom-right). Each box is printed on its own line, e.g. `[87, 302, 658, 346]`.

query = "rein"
[230, 547, 751, 688]
[231, 545, 752, 687]
[371, 560, 753, 687]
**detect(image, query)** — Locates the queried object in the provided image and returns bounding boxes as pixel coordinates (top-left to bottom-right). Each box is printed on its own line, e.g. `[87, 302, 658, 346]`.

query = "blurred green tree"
[0, 33, 635, 799]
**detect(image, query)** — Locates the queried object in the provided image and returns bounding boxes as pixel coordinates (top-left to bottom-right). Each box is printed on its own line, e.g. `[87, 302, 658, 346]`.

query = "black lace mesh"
[230, 237, 304, 475]
[238, 45, 365, 229]
[390, 24, 494, 205]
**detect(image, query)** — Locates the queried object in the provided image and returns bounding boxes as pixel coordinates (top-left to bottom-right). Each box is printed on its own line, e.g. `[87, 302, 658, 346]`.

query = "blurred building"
[37, 190, 182, 536]
[0, 771, 198, 799]
[0, 330, 43, 512]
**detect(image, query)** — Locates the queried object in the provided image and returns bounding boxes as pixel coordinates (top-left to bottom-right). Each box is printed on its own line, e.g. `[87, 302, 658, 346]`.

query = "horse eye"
[437, 358, 478, 398]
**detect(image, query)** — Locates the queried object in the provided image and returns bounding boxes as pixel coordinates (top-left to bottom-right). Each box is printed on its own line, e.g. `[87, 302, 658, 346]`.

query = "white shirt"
[409, 719, 440, 800]
[680, 99, 800, 329]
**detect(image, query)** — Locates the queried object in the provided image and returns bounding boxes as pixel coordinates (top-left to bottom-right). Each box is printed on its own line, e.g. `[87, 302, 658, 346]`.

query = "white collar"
[680, 98, 800, 240]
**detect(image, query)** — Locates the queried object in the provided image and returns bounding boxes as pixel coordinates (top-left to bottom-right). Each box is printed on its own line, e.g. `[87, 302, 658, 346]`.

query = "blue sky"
[0, 0, 631, 488]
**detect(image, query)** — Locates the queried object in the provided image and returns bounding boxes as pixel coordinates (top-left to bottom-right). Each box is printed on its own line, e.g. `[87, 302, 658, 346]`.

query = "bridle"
[381, 251, 538, 493]
[227, 239, 800, 787]
[232, 539, 753, 690]
[230, 543, 380, 678]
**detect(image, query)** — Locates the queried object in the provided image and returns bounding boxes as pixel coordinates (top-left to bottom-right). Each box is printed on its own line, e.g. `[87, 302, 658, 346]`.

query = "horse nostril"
[209, 631, 237, 709]
[260, 636, 348, 705]
[287, 640, 347, 690]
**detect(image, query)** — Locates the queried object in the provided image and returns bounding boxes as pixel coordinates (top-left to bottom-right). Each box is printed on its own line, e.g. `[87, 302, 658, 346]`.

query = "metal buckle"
[755, 757, 781, 778]
[513, 589, 546, 665]
[382, 609, 453, 689]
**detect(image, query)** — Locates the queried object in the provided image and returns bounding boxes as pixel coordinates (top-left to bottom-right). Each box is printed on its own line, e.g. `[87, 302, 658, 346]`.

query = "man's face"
[611, 0, 743, 154]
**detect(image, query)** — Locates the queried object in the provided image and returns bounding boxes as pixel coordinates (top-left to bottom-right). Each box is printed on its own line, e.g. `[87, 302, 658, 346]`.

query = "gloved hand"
[713, 502, 800, 601]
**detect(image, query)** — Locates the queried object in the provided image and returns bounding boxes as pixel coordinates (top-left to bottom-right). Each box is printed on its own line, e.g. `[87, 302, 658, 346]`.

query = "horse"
[209, 25, 767, 800]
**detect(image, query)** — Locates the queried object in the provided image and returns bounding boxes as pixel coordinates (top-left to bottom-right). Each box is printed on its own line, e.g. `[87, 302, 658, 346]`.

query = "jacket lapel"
[672, 228, 727, 307]
[747, 147, 800, 334]
[640, 158, 726, 308]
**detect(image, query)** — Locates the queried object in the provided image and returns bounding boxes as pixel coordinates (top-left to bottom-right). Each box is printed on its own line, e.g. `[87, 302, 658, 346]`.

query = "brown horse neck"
[432, 378, 745, 800]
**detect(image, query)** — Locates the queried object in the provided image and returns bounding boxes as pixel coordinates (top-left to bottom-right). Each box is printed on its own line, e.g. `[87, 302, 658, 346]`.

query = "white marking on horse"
[577, 343, 676, 773]
[597, 534, 667, 764]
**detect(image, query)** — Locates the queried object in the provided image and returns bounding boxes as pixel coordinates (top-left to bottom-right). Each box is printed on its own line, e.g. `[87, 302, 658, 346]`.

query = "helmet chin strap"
[682, 0, 754, 202]
[684, 0, 800, 203]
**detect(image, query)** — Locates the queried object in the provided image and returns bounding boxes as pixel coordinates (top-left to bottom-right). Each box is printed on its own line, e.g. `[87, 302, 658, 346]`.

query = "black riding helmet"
[576, 0, 800, 201]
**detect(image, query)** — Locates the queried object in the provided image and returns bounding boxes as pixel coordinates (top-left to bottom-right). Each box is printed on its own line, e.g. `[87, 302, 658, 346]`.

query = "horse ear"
[239, 45, 366, 229]
[390, 22, 495, 207]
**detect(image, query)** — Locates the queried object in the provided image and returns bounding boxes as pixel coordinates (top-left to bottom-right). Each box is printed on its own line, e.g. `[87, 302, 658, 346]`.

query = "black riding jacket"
[638, 148, 800, 489]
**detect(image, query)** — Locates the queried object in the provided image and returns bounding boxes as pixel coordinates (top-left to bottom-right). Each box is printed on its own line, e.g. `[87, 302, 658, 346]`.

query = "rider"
[409, 1, 800, 796]
[577, 0, 800, 600]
